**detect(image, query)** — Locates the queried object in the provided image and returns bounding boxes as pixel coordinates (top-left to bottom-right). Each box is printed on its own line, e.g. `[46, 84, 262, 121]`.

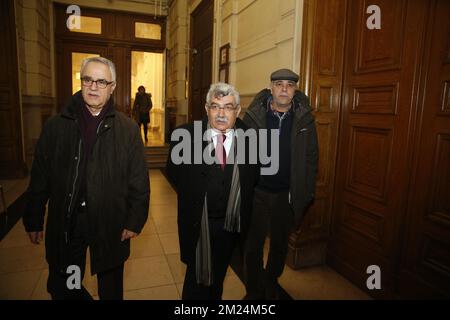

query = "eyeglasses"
[207, 103, 238, 112]
[272, 81, 297, 90]
[81, 76, 114, 89]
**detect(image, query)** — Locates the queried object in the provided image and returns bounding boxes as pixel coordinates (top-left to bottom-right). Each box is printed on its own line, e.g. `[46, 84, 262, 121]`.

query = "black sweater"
[258, 106, 293, 193]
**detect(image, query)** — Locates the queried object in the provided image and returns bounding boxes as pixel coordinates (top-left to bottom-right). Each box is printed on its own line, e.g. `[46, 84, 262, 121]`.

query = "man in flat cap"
[242, 68, 318, 299]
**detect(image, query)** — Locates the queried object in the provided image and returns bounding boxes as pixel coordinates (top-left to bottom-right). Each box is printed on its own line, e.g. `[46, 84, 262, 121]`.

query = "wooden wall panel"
[301, 0, 449, 298]
[329, 0, 429, 298]
[355, 0, 406, 73]
[398, 0, 450, 297]
[442, 81, 450, 113]
[188, 0, 213, 122]
[287, 0, 347, 268]
[352, 84, 399, 115]
[0, 0, 26, 178]
[346, 126, 392, 203]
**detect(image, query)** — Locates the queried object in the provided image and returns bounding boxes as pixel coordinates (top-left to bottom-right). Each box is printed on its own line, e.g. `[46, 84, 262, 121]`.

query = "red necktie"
[216, 134, 226, 170]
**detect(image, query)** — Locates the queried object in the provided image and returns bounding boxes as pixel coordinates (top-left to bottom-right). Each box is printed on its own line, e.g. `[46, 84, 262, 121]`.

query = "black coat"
[23, 92, 150, 274]
[133, 93, 152, 124]
[243, 89, 318, 224]
[165, 118, 260, 264]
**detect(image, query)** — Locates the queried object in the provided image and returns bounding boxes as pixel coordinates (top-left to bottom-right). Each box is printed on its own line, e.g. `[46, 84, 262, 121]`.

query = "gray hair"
[80, 57, 116, 82]
[206, 82, 240, 106]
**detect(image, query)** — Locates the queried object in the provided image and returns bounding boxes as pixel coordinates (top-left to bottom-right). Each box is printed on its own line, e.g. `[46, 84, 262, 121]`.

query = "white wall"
[166, 0, 304, 121]
[217, 0, 304, 109]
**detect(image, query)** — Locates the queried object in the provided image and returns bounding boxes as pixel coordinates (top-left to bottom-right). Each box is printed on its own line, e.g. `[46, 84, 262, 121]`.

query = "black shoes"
[264, 277, 280, 300]
[243, 277, 280, 300]
[242, 293, 265, 300]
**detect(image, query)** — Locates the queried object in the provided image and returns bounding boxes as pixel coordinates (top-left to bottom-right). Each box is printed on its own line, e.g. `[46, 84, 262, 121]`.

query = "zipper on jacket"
[96, 120, 104, 135]
[65, 138, 82, 244]
[92, 119, 112, 154]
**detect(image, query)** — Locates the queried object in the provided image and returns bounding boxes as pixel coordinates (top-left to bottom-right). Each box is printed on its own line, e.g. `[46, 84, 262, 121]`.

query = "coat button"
[74, 156, 78, 160]
[69, 193, 72, 197]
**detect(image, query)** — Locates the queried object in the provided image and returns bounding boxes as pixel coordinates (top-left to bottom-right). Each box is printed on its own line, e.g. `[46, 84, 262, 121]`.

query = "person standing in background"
[133, 85, 153, 144]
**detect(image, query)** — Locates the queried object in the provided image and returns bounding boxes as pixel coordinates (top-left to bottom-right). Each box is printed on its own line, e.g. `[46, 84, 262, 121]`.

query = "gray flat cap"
[270, 68, 299, 82]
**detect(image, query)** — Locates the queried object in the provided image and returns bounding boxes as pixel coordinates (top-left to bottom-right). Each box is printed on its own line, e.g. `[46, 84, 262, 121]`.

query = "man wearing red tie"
[166, 83, 260, 299]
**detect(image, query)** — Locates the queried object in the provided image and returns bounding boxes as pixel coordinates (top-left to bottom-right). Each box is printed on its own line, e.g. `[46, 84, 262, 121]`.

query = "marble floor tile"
[0, 269, 41, 299]
[123, 255, 174, 291]
[124, 284, 180, 300]
[158, 232, 180, 255]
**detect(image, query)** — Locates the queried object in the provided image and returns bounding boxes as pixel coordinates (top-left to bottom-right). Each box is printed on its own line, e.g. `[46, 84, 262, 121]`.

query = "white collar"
[210, 129, 234, 140]
[209, 128, 234, 157]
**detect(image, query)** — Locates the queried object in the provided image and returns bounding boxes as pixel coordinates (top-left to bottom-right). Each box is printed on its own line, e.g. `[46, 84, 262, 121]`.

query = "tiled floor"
[0, 169, 370, 300]
[0, 177, 30, 209]
[139, 126, 165, 147]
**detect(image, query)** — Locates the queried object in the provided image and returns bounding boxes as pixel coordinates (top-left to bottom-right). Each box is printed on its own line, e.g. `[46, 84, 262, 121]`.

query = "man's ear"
[236, 105, 242, 118]
[110, 82, 117, 94]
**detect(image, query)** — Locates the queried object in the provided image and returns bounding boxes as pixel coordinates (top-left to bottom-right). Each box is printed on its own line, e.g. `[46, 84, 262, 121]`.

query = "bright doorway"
[131, 51, 165, 146]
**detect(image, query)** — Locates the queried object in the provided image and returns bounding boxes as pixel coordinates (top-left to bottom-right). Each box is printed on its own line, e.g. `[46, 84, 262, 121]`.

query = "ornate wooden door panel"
[398, 0, 450, 298]
[288, 0, 348, 268]
[329, 0, 428, 297]
[188, 0, 213, 122]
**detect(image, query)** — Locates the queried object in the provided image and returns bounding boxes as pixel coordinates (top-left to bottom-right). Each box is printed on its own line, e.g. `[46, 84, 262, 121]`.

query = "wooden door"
[54, 3, 166, 115]
[287, 0, 347, 269]
[188, 0, 213, 122]
[0, 0, 25, 178]
[329, 0, 429, 298]
[398, 0, 450, 298]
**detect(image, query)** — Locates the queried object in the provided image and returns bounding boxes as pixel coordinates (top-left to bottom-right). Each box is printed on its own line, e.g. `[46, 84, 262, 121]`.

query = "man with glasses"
[243, 68, 318, 299]
[23, 57, 149, 300]
[166, 82, 259, 299]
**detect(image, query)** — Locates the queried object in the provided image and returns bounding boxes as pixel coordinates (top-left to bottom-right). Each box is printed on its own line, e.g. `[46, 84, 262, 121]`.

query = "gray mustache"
[215, 116, 228, 123]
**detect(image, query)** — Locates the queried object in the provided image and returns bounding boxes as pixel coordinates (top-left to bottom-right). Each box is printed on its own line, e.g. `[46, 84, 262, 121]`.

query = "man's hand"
[121, 229, 138, 241]
[28, 231, 43, 244]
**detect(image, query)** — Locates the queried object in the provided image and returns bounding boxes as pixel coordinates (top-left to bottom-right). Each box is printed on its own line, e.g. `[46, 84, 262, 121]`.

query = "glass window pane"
[70, 16, 102, 34]
[135, 22, 161, 40]
[72, 52, 100, 94]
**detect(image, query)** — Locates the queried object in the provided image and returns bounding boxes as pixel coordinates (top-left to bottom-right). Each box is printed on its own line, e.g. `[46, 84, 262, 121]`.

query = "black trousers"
[47, 203, 124, 300]
[182, 217, 238, 300]
[244, 188, 294, 298]
[138, 121, 149, 141]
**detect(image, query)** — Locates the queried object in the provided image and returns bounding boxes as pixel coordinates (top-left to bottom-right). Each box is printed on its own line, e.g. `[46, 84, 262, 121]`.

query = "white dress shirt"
[210, 129, 234, 158]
